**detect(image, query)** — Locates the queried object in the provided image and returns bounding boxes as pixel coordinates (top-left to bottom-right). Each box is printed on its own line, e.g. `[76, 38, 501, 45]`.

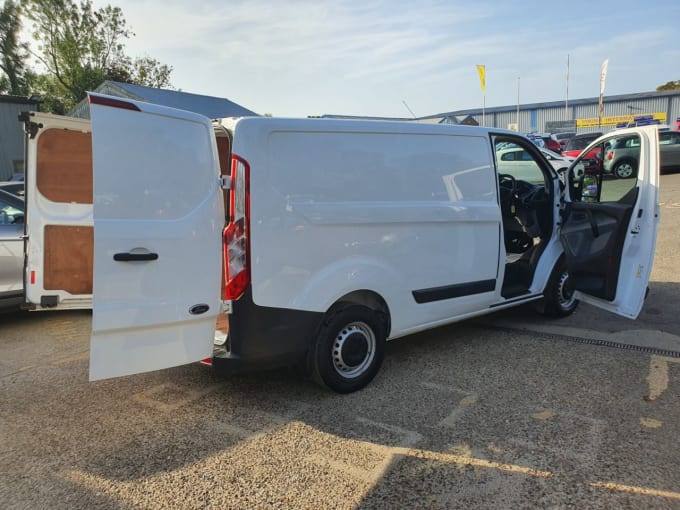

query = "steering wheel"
[498, 174, 516, 215]
[498, 173, 516, 191]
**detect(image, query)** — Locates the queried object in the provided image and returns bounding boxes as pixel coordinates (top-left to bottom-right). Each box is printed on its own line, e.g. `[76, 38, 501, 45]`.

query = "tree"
[107, 55, 173, 89]
[0, 0, 33, 95]
[657, 80, 680, 91]
[21, 0, 173, 112]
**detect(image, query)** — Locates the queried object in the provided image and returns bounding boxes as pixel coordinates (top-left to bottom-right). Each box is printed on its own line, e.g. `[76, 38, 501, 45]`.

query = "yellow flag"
[476, 65, 486, 92]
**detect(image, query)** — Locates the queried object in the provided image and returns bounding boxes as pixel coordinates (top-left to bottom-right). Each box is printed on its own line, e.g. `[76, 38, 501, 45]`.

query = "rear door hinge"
[220, 176, 232, 190]
[19, 112, 42, 139]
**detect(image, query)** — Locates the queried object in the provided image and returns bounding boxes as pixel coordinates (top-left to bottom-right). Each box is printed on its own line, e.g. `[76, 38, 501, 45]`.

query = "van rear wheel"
[309, 304, 387, 393]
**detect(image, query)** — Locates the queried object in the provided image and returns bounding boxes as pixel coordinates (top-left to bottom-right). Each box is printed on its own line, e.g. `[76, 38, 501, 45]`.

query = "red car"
[562, 132, 603, 159]
[562, 132, 603, 173]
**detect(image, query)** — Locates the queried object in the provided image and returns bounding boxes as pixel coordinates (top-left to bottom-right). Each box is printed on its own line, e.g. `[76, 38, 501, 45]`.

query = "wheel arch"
[333, 289, 391, 337]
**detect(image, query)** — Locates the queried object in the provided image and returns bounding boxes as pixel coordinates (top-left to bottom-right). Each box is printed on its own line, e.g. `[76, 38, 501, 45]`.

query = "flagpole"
[565, 54, 570, 119]
[516, 76, 520, 130]
[483, 93, 486, 127]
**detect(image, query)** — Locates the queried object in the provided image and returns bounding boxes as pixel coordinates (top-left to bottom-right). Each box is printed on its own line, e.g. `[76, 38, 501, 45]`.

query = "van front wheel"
[540, 258, 579, 317]
[309, 304, 387, 393]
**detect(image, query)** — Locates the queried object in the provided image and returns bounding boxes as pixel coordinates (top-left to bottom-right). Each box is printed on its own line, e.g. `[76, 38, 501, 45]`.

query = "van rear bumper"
[212, 286, 324, 373]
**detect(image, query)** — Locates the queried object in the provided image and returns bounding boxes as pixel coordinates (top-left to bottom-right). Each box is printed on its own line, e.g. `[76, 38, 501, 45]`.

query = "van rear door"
[88, 94, 224, 380]
[560, 126, 660, 319]
[23, 113, 94, 310]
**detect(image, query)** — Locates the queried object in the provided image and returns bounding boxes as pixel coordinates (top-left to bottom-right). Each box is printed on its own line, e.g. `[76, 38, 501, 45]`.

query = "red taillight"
[224, 155, 250, 300]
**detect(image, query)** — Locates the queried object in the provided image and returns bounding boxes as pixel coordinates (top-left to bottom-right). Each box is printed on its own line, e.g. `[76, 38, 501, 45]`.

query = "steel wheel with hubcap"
[309, 304, 387, 393]
[614, 160, 636, 179]
[539, 258, 579, 317]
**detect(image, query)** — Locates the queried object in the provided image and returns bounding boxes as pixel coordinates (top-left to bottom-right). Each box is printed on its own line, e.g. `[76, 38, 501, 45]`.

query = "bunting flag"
[599, 59, 609, 116]
[476, 65, 486, 93]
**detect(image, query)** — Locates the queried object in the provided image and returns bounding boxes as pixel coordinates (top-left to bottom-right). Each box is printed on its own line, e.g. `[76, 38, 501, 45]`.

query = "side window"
[495, 141, 547, 186]
[569, 133, 640, 204]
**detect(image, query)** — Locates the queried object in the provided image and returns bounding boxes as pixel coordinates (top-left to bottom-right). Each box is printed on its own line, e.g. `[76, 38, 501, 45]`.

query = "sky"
[89, 0, 680, 118]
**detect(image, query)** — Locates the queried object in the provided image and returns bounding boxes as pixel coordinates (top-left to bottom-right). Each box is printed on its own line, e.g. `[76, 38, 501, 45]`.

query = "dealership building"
[414, 89, 680, 134]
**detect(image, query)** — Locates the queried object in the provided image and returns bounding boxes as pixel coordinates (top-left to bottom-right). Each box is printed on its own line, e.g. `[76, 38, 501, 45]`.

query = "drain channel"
[482, 326, 680, 359]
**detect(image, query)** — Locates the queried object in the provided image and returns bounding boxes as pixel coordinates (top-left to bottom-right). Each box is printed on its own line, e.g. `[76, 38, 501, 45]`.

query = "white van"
[20, 94, 660, 393]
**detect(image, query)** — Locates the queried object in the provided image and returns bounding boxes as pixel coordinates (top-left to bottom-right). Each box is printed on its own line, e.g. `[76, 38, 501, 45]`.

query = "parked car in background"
[0, 181, 25, 197]
[527, 133, 561, 153]
[659, 130, 680, 173]
[495, 145, 574, 182]
[562, 132, 603, 159]
[0, 188, 24, 308]
[553, 132, 576, 151]
[562, 132, 603, 174]
[602, 129, 680, 178]
[539, 134, 562, 153]
[603, 134, 640, 178]
[540, 148, 575, 172]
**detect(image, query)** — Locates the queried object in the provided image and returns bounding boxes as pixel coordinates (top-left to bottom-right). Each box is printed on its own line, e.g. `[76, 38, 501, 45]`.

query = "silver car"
[0, 189, 24, 307]
[660, 130, 680, 173]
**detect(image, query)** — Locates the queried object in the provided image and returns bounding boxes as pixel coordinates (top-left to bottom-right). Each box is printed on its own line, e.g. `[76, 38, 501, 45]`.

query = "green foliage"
[657, 80, 680, 91]
[0, 0, 173, 113]
[0, 0, 33, 95]
[107, 55, 173, 89]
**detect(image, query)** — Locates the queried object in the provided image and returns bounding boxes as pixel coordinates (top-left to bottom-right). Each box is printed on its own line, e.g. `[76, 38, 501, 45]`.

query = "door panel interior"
[43, 225, 93, 294]
[37, 129, 92, 204]
[560, 186, 638, 300]
[28, 124, 94, 308]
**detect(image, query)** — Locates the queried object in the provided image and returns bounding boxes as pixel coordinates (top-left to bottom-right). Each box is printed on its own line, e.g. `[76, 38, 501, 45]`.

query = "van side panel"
[235, 120, 501, 337]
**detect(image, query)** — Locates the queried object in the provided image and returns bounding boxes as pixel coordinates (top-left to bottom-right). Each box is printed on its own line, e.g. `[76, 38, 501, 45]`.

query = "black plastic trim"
[40, 295, 58, 307]
[412, 279, 496, 304]
[212, 286, 324, 373]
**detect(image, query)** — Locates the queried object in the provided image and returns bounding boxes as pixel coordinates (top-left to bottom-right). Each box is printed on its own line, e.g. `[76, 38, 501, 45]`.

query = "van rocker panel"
[213, 286, 324, 371]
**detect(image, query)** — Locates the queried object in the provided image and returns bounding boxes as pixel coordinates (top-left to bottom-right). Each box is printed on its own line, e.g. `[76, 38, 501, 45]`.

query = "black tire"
[613, 159, 636, 179]
[540, 258, 579, 317]
[309, 304, 387, 393]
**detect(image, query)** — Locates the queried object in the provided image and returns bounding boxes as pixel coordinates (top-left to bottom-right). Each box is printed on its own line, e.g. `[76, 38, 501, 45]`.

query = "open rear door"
[560, 126, 660, 319]
[23, 113, 94, 310]
[89, 94, 224, 380]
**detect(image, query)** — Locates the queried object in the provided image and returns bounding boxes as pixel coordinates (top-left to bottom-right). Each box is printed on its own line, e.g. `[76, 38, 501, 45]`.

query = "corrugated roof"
[70, 80, 258, 119]
[111, 81, 258, 117]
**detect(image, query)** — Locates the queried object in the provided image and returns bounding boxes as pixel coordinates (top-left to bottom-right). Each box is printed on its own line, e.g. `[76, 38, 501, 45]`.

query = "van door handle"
[113, 252, 159, 262]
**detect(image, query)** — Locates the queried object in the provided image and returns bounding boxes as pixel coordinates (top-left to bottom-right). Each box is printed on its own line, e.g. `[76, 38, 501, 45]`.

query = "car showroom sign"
[576, 112, 666, 128]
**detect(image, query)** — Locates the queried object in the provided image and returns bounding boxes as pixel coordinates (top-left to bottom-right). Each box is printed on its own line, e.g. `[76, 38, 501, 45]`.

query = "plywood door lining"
[43, 225, 93, 295]
[37, 129, 93, 204]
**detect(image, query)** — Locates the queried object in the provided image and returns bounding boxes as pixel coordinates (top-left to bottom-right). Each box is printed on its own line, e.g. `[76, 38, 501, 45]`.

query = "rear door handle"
[113, 252, 159, 262]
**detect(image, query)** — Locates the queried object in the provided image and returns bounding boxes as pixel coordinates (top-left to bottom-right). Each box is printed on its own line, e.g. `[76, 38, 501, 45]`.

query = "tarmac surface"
[1, 173, 679, 509]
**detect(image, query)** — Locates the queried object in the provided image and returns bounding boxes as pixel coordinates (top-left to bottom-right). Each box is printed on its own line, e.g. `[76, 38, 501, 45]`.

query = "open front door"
[89, 94, 224, 380]
[560, 126, 660, 319]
